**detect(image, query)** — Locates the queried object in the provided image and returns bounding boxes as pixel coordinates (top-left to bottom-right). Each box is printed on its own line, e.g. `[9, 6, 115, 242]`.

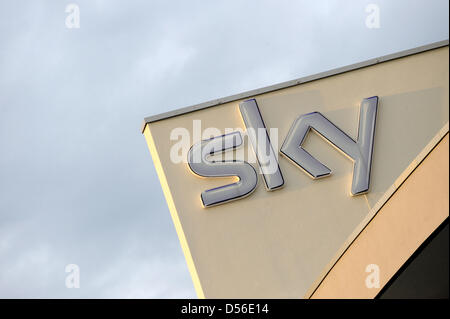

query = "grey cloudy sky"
[0, 0, 448, 298]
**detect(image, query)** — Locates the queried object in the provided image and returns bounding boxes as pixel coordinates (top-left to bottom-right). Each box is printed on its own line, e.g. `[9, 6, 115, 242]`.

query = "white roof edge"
[142, 39, 449, 133]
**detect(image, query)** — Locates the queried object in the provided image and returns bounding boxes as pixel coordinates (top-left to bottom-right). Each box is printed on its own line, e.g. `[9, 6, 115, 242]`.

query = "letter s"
[188, 131, 258, 208]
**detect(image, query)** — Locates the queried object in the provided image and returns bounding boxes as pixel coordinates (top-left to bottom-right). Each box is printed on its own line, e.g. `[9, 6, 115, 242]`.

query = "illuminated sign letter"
[188, 131, 258, 207]
[239, 99, 284, 191]
[280, 96, 378, 195]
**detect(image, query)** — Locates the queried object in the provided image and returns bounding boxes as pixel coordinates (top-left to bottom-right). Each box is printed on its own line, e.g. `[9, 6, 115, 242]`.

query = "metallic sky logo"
[188, 97, 378, 207]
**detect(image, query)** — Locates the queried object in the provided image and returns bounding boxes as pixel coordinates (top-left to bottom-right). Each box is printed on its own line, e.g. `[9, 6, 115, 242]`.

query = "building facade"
[142, 41, 449, 298]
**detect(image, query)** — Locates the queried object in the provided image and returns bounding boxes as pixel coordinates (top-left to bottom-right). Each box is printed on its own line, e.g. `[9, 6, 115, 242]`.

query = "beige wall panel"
[311, 134, 449, 299]
[144, 46, 449, 298]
